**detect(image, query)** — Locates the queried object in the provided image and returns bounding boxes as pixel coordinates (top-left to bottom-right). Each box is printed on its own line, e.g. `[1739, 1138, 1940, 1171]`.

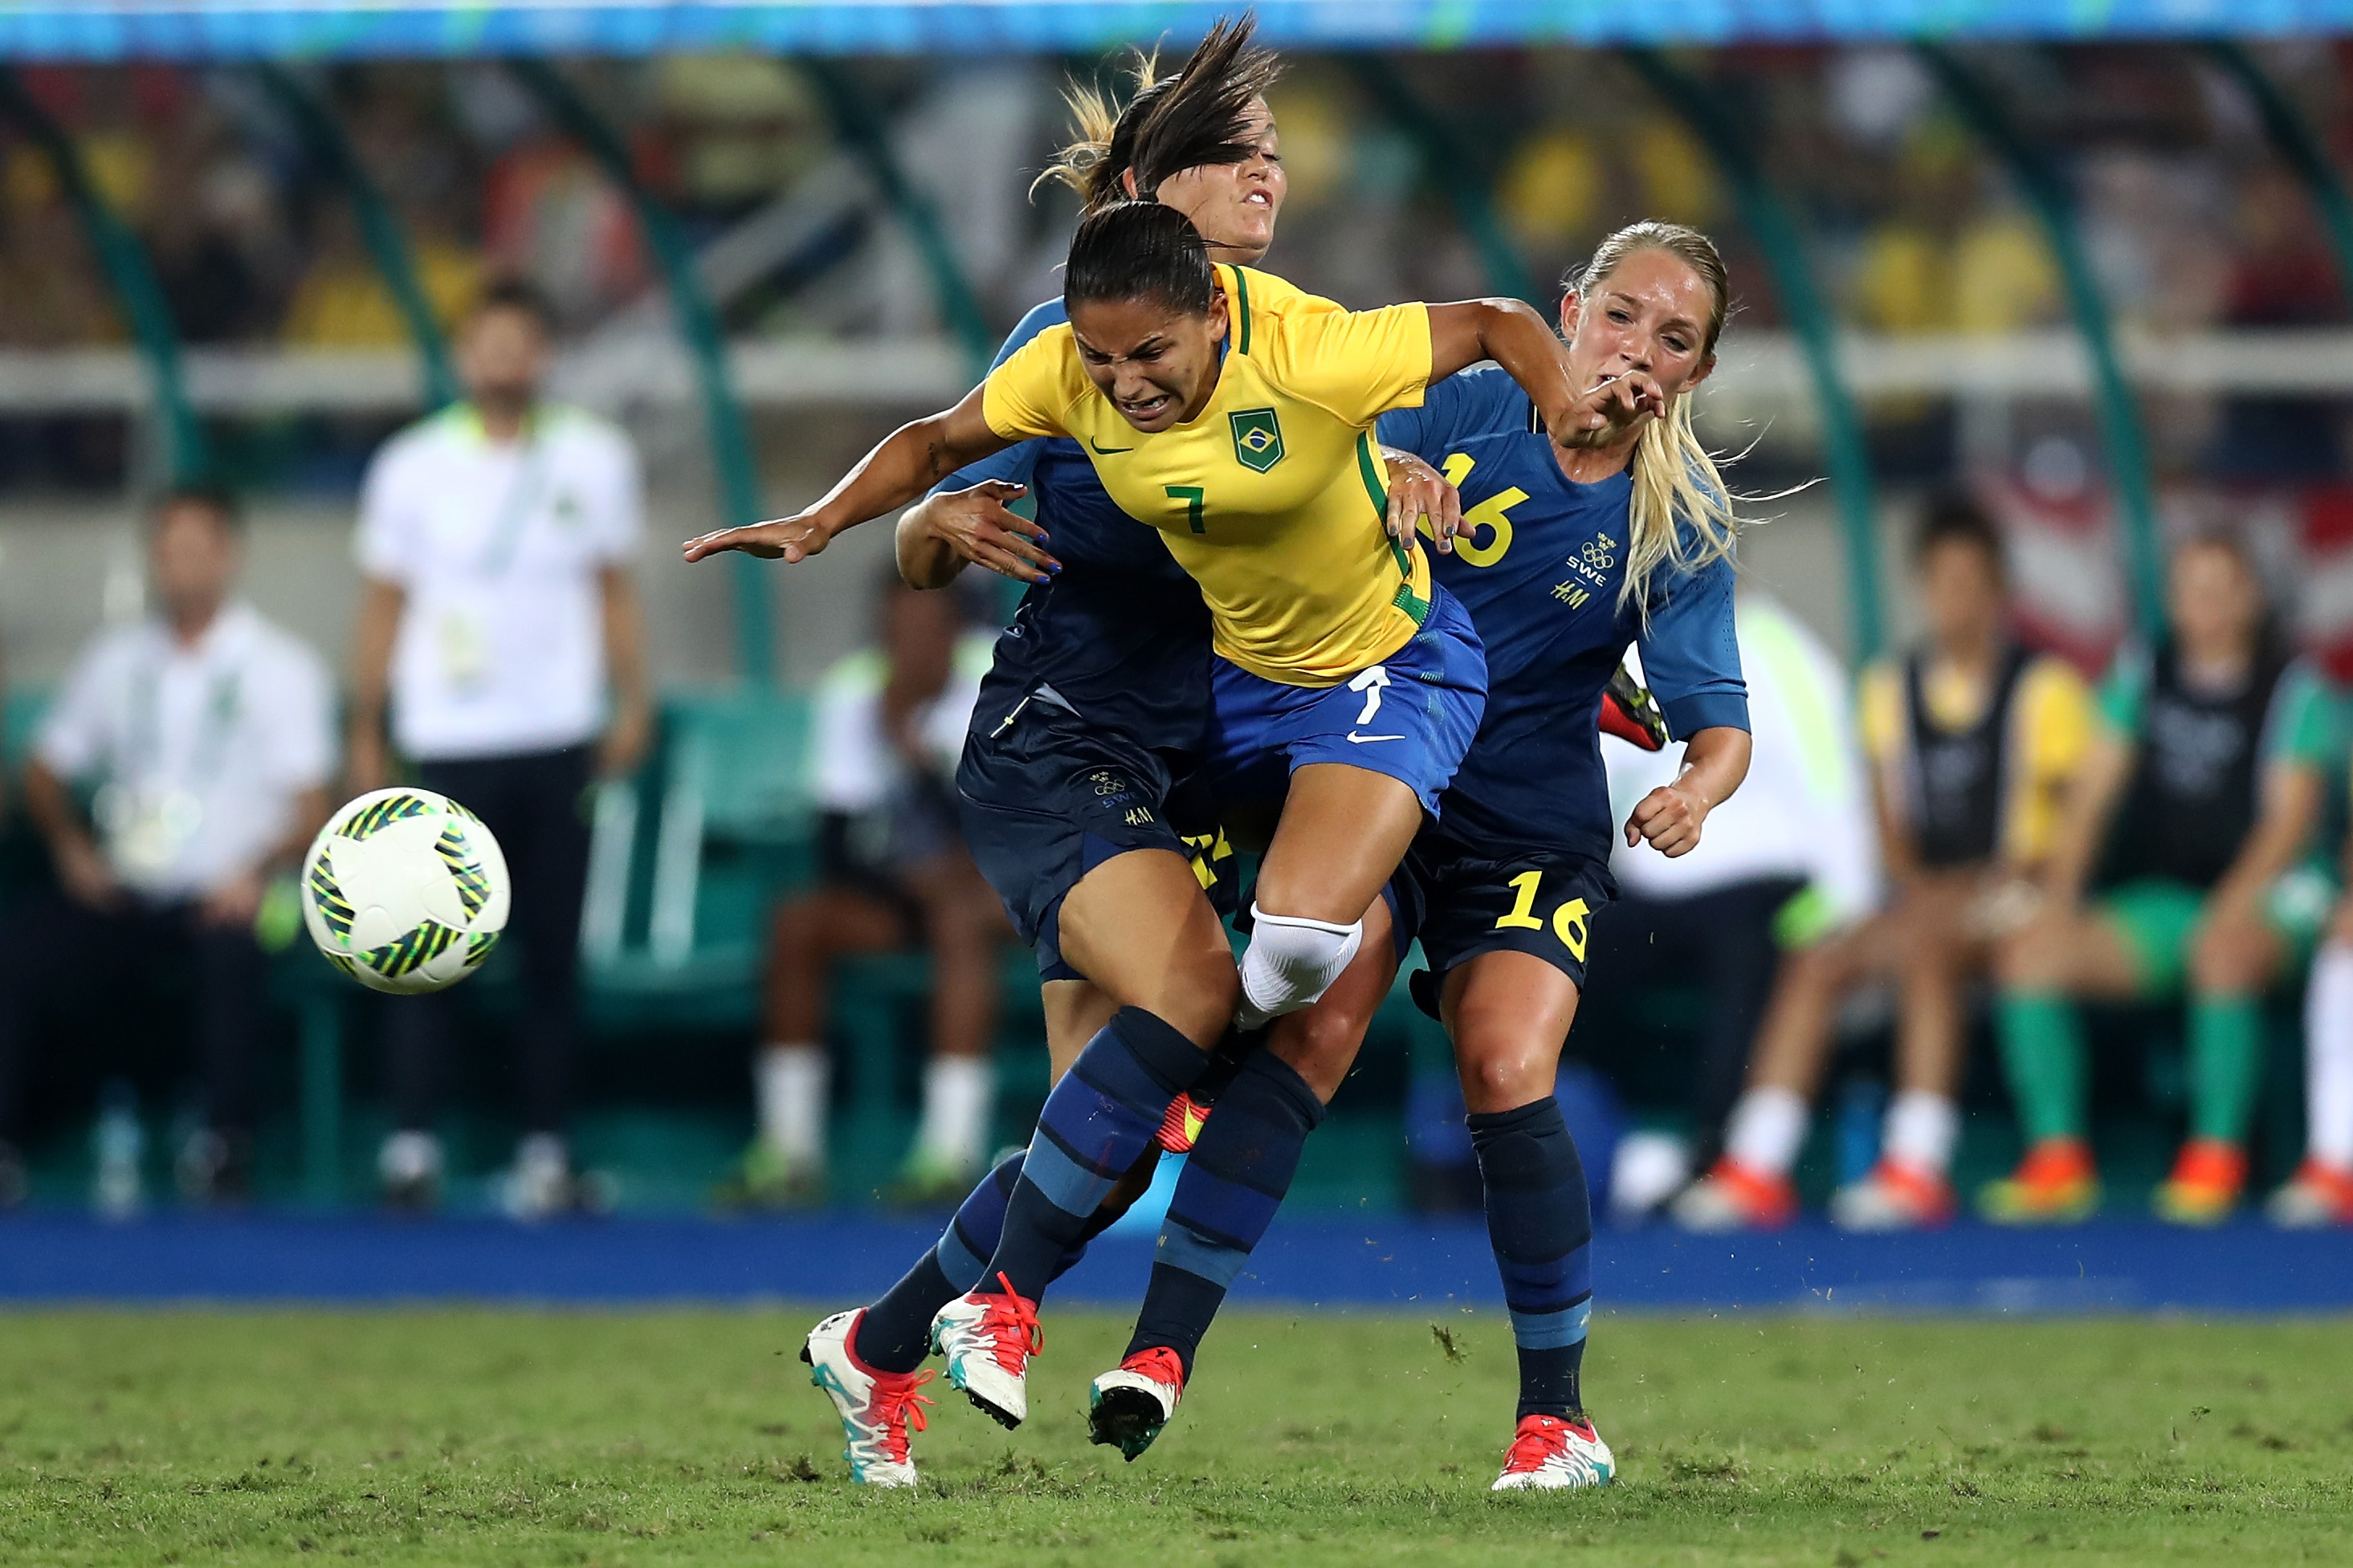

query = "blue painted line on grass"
[2, 1215, 2349, 1313]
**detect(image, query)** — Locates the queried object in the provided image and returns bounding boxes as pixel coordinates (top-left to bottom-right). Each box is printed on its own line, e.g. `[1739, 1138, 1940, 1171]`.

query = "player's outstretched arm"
[1425, 299, 1664, 454]
[1624, 724, 1751, 857]
[683, 384, 1010, 565]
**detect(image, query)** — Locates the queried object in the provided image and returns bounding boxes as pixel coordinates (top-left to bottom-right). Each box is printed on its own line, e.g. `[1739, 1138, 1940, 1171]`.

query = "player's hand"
[1624, 779, 1711, 857]
[1380, 449, 1463, 554]
[1551, 370, 1668, 452]
[683, 511, 834, 564]
[921, 480, 1060, 584]
[56, 836, 124, 911]
[198, 868, 266, 931]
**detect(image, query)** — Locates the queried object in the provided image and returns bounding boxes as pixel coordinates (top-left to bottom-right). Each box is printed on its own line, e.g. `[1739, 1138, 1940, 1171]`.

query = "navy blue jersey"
[1377, 366, 1747, 861]
[937, 300, 1211, 754]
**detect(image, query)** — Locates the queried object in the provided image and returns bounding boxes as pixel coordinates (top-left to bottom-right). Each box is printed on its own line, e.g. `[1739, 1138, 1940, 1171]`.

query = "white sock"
[2306, 944, 2353, 1169]
[1723, 1085, 1809, 1177]
[1236, 904, 1363, 1030]
[1881, 1089, 1960, 1176]
[757, 1043, 829, 1168]
[913, 1055, 996, 1173]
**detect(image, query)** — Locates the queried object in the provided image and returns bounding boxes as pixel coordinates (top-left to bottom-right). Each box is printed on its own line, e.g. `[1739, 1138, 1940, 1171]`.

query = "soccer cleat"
[2264, 1159, 2353, 1228]
[1088, 1346, 1186, 1461]
[1829, 1158, 1956, 1232]
[2153, 1138, 2246, 1226]
[714, 1139, 826, 1212]
[1491, 1413, 1616, 1491]
[1670, 1156, 1796, 1232]
[1978, 1137, 2099, 1224]
[1156, 1093, 1211, 1155]
[801, 1309, 936, 1488]
[931, 1272, 1042, 1429]
[1599, 662, 1670, 751]
[889, 1149, 980, 1211]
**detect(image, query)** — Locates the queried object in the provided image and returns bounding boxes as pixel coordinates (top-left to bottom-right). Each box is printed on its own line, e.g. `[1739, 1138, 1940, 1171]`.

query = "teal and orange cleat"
[801, 1309, 935, 1488]
[931, 1273, 1042, 1429]
[1089, 1346, 1187, 1461]
[1491, 1413, 1616, 1491]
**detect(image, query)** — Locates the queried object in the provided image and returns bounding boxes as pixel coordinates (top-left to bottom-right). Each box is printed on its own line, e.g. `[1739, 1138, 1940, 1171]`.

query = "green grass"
[3, 1308, 2351, 1566]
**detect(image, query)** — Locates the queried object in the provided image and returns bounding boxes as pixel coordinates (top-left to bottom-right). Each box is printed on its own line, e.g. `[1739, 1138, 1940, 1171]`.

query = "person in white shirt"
[1576, 591, 1879, 1224]
[348, 279, 652, 1219]
[0, 487, 335, 1209]
[728, 574, 1009, 1208]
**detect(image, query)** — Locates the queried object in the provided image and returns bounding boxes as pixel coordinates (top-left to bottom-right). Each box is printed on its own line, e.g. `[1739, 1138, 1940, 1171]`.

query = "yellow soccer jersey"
[981, 265, 1433, 686]
[1859, 649, 2093, 867]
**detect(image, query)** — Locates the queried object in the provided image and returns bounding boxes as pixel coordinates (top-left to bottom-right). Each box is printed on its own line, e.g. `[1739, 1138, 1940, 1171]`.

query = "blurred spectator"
[724, 576, 1007, 1209]
[1952, 202, 2062, 335]
[0, 487, 334, 1210]
[1682, 497, 2095, 1232]
[348, 279, 651, 1218]
[282, 204, 483, 348]
[1579, 591, 1877, 1224]
[483, 136, 646, 330]
[1982, 532, 2336, 1226]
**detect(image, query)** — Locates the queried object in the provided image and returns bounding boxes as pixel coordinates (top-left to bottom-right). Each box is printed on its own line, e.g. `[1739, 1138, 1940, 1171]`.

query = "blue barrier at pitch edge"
[3, 1215, 2351, 1313]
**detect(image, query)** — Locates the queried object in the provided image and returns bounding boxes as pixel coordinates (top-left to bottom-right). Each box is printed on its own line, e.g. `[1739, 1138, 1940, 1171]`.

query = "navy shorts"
[956, 682, 1235, 984]
[1200, 584, 1486, 817]
[1403, 833, 1618, 1020]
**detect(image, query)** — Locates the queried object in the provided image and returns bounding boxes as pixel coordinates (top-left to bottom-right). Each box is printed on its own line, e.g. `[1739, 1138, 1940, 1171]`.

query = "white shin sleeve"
[1236, 903, 1364, 1031]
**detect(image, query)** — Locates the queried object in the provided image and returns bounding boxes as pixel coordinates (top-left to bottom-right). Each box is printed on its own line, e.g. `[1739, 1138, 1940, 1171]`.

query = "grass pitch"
[2, 1307, 2349, 1566]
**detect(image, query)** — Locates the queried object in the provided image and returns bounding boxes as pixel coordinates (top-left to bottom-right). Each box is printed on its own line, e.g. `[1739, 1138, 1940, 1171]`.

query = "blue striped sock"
[853, 1152, 1025, 1373]
[983, 1008, 1205, 1301]
[1469, 1098, 1592, 1419]
[1128, 1051, 1325, 1376]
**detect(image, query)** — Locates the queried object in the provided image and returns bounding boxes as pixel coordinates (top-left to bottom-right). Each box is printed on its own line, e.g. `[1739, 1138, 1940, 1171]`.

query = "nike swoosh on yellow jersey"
[1089, 438, 1136, 454]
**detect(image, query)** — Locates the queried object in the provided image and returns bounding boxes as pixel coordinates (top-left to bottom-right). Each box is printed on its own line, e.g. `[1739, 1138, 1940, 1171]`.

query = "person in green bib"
[1982, 532, 2338, 1225]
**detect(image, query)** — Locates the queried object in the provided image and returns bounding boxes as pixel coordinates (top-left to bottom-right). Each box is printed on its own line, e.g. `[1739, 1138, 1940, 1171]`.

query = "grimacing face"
[1557, 246, 1718, 402]
[1149, 98, 1284, 263]
[1067, 289, 1231, 433]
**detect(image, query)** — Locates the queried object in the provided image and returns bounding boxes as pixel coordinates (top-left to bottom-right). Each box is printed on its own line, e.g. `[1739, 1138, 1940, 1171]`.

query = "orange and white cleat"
[1088, 1345, 1186, 1461]
[1670, 1156, 1796, 1232]
[1156, 1093, 1211, 1154]
[1829, 1158, 1957, 1232]
[801, 1309, 936, 1488]
[930, 1272, 1043, 1428]
[1979, 1137, 2099, 1224]
[2154, 1138, 2247, 1226]
[1491, 1412, 1615, 1491]
[2265, 1159, 2353, 1228]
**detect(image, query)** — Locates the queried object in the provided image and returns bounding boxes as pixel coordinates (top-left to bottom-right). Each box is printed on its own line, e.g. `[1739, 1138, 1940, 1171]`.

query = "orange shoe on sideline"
[1670, 1156, 1796, 1231]
[2154, 1138, 2247, 1226]
[1978, 1137, 2099, 1224]
[1829, 1158, 1957, 1231]
[2265, 1159, 2353, 1228]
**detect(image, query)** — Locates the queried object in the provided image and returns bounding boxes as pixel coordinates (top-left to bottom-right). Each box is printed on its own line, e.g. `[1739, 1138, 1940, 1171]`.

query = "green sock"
[1997, 991, 2086, 1144]
[2189, 994, 2263, 1146]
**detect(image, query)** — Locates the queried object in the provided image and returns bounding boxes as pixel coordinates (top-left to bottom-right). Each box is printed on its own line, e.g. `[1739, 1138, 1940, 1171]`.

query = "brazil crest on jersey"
[982, 265, 1434, 688]
[1377, 366, 1747, 863]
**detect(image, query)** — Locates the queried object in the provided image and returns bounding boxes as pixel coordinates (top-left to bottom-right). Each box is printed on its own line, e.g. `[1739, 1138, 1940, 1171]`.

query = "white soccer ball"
[301, 788, 511, 995]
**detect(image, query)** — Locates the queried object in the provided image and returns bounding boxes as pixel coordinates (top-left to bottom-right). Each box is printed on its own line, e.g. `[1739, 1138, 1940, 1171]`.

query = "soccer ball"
[301, 788, 511, 995]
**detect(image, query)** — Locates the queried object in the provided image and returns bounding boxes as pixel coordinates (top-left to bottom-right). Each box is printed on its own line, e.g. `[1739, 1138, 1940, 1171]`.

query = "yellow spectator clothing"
[1952, 214, 2060, 336]
[981, 264, 1433, 687]
[284, 242, 483, 349]
[1858, 648, 2093, 867]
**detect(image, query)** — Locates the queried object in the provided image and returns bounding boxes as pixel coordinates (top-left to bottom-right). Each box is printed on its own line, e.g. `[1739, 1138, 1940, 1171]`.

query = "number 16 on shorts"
[1494, 869, 1592, 961]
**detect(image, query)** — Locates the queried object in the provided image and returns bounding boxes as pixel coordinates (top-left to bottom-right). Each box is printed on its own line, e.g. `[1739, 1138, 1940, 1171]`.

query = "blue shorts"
[1401, 831, 1618, 1019]
[956, 674, 1236, 984]
[1200, 584, 1486, 817]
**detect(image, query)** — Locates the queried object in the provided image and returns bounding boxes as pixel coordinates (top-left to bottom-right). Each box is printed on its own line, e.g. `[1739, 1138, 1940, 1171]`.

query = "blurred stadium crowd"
[2, 45, 2352, 1229]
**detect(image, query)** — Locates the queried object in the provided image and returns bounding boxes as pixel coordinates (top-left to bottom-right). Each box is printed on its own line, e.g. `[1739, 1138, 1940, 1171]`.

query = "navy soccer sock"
[1127, 1050, 1326, 1377]
[853, 1151, 1025, 1373]
[1469, 1098, 1592, 1420]
[981, 1007, 1207, 1302]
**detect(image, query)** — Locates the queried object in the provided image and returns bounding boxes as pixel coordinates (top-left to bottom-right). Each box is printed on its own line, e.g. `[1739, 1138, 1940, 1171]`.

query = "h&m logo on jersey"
[1230, 408, 1285, 473]
[1552, 531, 1618, 611]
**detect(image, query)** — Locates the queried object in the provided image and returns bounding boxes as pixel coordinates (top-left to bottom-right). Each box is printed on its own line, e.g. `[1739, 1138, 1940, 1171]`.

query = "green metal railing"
[257, 64, 460, 408]
[0, 66, 206, 485]
[1625, 48, 1885, 661]
[1346, 54, 1543, 305]
[1918, 44, 2163, 637]
[508, 59, 776, 686]
[801, 60, 997, 379]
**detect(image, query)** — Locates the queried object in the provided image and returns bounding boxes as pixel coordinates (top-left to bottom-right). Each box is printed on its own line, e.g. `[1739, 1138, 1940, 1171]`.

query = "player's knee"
[1992, 928, 2058, 989]
[1456, 1041, 1552, 1114]
[2191, 928, 2267, 996]
[1238, 905, 1364, 1027]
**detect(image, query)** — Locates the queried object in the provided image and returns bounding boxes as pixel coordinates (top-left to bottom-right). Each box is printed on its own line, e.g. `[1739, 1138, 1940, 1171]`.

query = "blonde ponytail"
[1031, 51, 1162, 210]
[1568, 221, 1744, 616]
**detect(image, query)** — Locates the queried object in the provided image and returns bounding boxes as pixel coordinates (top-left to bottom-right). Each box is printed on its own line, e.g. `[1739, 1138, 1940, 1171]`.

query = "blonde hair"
[1033, 49, 1165, 210]
[1568, 221, 1743, 615]
[1031, 16, 1282, 212]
